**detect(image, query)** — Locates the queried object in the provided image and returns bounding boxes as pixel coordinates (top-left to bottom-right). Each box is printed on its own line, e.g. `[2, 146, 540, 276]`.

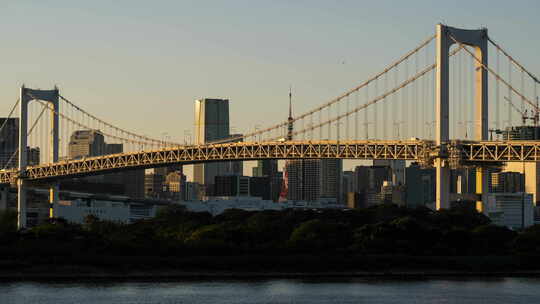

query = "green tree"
[471, 224, 517, 255]
[288, 219, 351, 251]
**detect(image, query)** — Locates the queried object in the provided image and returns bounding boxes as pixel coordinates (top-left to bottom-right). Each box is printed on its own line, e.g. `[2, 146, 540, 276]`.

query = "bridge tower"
[18, 86, 59, 229]
[435, 24, 488, 210]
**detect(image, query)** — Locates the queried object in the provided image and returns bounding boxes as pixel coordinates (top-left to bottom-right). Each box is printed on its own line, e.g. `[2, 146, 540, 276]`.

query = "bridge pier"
[17, 86, 59, 229]
[17, 179, 27, 229]
[435, 24, 488, 210]
[475, 168, 489, 213]
[49, 184, 59, 218]
[435, 159, 451, 210]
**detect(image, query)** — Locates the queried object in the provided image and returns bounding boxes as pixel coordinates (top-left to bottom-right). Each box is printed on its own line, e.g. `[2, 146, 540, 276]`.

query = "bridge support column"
[17, 179, 27, 229]
[436, 160, 451, 210]
[18, 86, 59, 229]
[49, 184, 59, 219]
[435, 24, 488, 210]
[476, 168, 489, 213]
[435, 24, 451, 210]
[18, 86, 29, 229]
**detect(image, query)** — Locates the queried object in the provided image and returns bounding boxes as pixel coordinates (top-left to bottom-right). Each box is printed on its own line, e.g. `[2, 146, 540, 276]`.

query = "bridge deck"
[1, 140, 540, 185]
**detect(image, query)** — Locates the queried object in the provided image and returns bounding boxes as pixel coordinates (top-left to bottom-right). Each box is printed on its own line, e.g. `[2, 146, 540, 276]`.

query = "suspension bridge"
[1, 24, 540, 228]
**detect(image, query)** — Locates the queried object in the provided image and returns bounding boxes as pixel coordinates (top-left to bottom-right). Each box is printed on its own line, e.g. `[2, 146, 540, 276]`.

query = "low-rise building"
[485, 193, 534, 229]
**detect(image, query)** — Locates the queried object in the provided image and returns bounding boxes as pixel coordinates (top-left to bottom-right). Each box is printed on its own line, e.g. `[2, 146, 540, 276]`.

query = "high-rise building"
[252, 160, 278, 177]
[225, 133, 243, 176]
[122, 169, 145, 198]
[183, 182, 201, 201]
[163, 171, 186, 201]
[485, 193, 534, 229]
[346, 192, 362, 209]
[214, 175, 250, 197]
[350, 164, 393, 207]
[380, 181, 405, 206]
[0, 118, 18, 169]
[193, 98, 232, 196]
[365, 188, 382, 207]
[319, 159, 342, 201]
[353, 165, 370, 194]
[373, 160, 405, 186]
[450, 168, 476, 194]
[286, 159, 320, 201]
[249, 176, 271, 200]
[405, 162, 436, 208]
[0, 118, 40, 169]
[66, 130, 144, 198]
[504, 162, 540, 205]
[368, 166, 391, 191]
[342, 170, 354, 203]
[490, 171, 525, 193]
[68, 130, 106, 159]
[499, 125, 540, 205]
[252, 159, 280, 201]
[502, 126, 540, 141]
[145, 172, 165, 198]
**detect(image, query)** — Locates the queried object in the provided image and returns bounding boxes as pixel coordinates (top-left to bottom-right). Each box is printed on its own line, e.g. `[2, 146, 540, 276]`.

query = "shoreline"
[2, 254, 540, 281]
[1, 270, 540, 282]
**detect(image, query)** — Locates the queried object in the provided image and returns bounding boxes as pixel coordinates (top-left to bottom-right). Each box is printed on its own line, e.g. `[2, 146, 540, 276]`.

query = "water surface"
[1, 278, 539, 303]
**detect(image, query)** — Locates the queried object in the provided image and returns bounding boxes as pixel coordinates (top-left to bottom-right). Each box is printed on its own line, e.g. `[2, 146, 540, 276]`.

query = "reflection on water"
[1, 277, 540, 304]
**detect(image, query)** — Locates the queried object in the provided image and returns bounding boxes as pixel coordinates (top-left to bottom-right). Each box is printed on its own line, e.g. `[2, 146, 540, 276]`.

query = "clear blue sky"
[1, 0, 539, 173]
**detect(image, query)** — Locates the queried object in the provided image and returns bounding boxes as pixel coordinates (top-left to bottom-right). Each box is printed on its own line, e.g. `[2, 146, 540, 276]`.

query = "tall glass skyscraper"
[193, 98, 241, 197]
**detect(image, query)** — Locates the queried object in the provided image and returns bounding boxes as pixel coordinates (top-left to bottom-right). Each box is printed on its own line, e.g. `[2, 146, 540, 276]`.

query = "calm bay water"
[1, 278, 539, 304]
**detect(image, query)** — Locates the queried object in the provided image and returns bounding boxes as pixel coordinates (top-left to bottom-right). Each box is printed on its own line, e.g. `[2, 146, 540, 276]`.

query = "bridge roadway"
[1, 139, 540, 185]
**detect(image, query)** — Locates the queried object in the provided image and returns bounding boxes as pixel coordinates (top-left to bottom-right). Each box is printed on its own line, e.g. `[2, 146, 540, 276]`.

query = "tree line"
[0, 204, 539, 259]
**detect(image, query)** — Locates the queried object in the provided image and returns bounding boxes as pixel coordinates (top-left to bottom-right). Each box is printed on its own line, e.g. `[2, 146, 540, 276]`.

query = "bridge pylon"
[18, 86, 59, 229]
[435, 24, 488, 210]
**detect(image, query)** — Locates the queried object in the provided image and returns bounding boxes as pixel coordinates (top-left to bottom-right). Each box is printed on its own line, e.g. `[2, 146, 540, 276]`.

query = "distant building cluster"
[0, 117, 39, 168]
[63, 129, 145, 199]
[2, 110, 540, 230]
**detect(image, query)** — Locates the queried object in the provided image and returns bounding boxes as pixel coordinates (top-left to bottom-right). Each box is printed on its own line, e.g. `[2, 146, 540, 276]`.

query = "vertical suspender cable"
[374, 77, 378, 139]
[365, 81, 369, 139]
[355, 91, 359, 140]
[496, 48, 500, 131]
[346, 95, 349, 140]
[463, 48, 468, 138]
[327, 105, 331, 140]
[457, 49, 462, 138]
[394, 65, 398, 139]
[337, 93, 341, 140]
[319, 109, 323, 140]
[508, 57, 513, 127]
[413, 50, 418, 138]
[423, 44, 428, 139]
[521, 69, 525, 119]
[406, 58, 410, 139]
[383, 72, 388, 139]
[311, 113, 314, 140]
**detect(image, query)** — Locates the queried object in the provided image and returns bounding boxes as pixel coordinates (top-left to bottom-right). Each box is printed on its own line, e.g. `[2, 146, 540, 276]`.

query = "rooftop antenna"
[287, 85, 294, 140]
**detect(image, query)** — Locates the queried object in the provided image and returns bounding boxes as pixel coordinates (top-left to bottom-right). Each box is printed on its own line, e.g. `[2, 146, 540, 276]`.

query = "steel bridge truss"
[3, 140, 540, 186]
[455, 141, 540, 162]
[0, 140, 430, 184]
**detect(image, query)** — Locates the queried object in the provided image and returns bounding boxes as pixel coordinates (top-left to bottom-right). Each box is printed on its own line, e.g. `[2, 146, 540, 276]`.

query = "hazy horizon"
[2, 0, 539, 177]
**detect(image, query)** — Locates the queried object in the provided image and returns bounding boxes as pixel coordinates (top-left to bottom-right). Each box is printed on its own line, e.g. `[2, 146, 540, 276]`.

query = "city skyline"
[3, 3, 540, 297]
[1, 1, 540, 146]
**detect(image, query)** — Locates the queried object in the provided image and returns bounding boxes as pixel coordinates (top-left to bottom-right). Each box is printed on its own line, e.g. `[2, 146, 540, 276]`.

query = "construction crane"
[503, 96, 539, 126]
[488, 96, 540, 140]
